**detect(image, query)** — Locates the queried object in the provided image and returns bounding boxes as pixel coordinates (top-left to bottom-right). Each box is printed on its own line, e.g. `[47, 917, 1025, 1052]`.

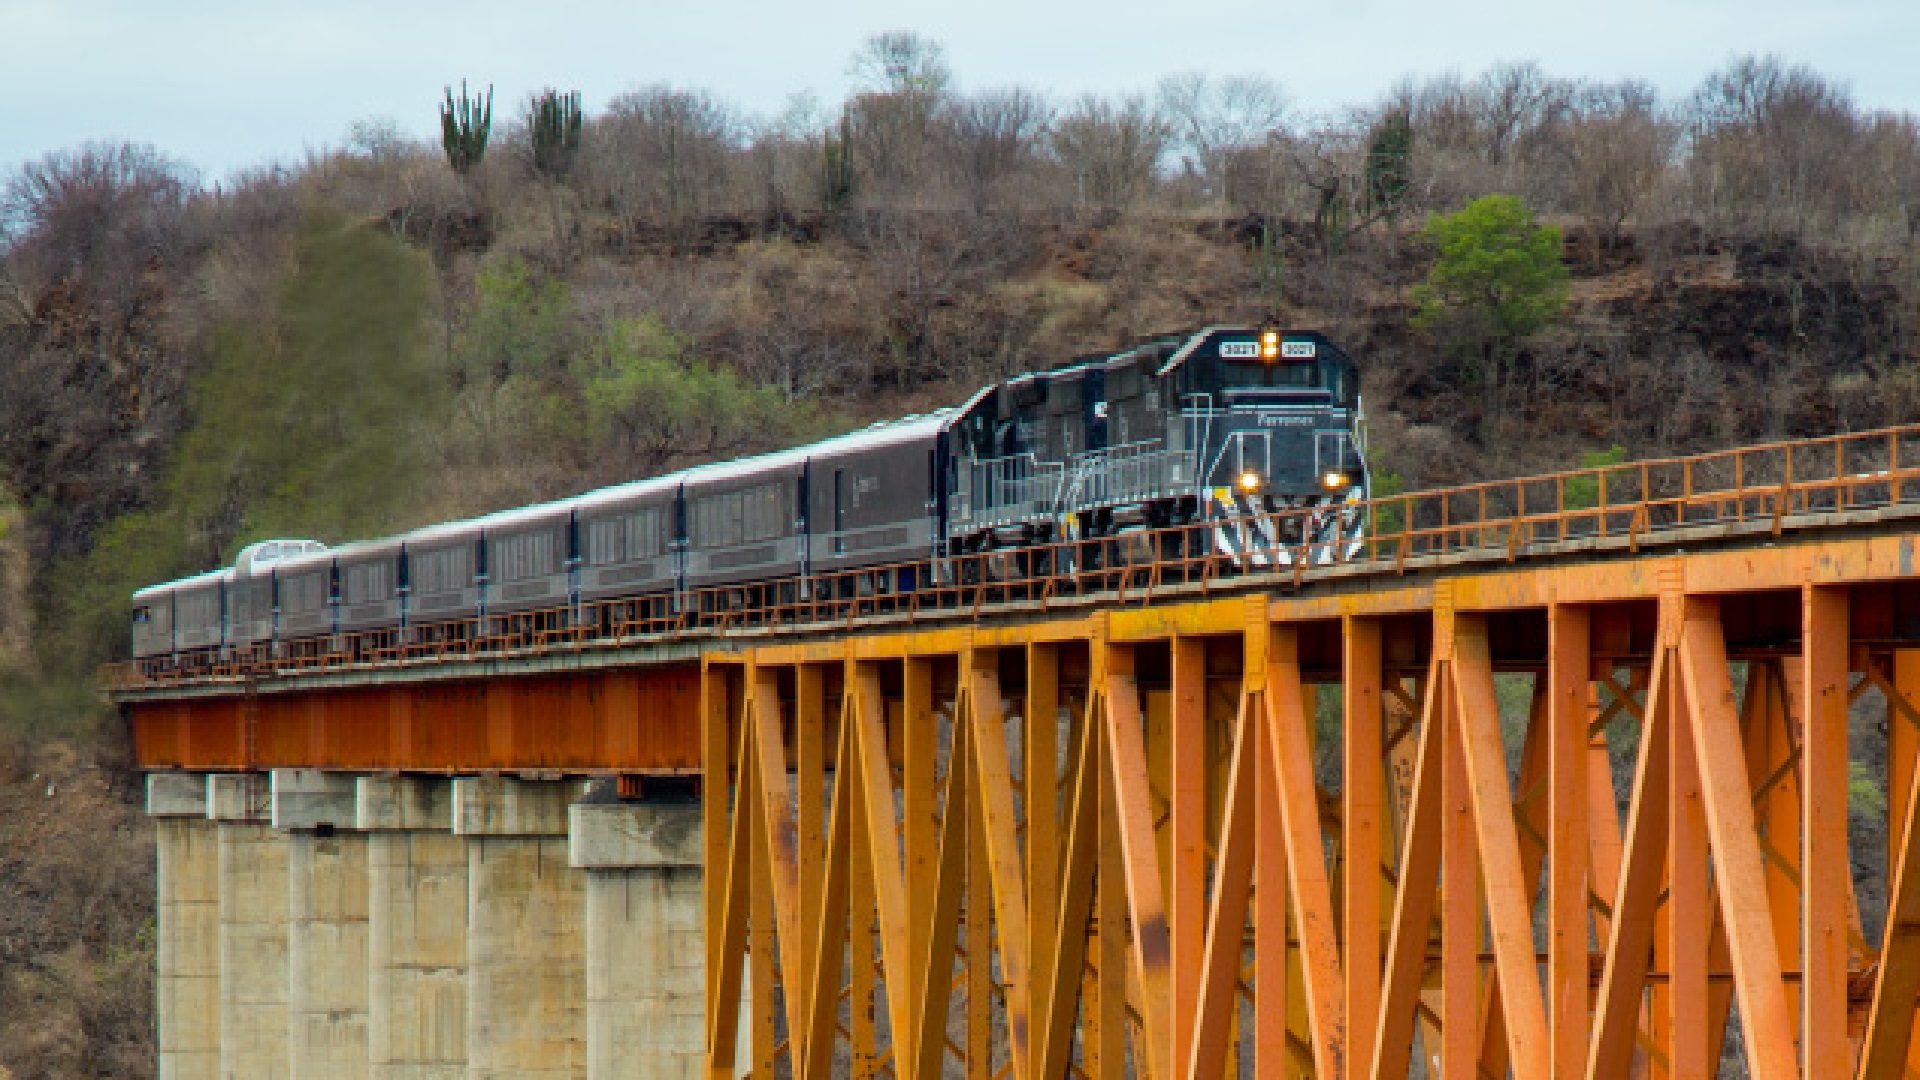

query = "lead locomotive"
[131, 326, 1369, 665]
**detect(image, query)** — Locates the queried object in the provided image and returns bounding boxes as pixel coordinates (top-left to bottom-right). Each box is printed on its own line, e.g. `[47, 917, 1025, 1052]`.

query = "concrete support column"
[359, 776, 468, 1080]
[277, 771, 370, 1080]
[570, 801, 703, 1080]
[455, 777, 588, 1080]
[210, 773, 290, 1080]
[150, 773, 221, 1080]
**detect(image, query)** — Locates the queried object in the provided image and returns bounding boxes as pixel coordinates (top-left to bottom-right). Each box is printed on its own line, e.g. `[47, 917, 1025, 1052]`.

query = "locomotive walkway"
[113, 424, 1920, 1080]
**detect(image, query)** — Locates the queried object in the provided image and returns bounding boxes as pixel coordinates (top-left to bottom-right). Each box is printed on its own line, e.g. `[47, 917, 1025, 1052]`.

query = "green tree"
[1563, 444, 1628, 510]
[457, 259, 572, 385]
[1411, 195, 1569, 438]
[53, 210, 442, 662]
[561, 314, 791, 482]
[1367, 469, 1407, 537]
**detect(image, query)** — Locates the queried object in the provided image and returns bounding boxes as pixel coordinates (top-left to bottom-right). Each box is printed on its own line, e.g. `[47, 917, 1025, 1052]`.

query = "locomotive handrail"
[100, 422, 1920, 693]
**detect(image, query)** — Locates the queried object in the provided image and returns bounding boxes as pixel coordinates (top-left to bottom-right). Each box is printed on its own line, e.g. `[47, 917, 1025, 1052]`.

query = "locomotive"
[130, 326, 1369, 665]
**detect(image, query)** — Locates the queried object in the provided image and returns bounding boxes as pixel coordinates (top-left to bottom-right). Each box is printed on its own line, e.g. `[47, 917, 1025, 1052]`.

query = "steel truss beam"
[703, 562, 1920, 1080]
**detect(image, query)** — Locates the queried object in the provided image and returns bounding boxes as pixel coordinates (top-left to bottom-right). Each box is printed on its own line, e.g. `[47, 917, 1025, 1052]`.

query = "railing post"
[1893, 432, 1904, 504]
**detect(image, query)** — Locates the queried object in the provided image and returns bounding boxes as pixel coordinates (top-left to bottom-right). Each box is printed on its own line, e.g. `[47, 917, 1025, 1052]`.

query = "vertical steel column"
[1342, 617, 1384, 1080]
[1257, 703, 1290, 1080]
[1025, 641, 1060, 1076]
[1802, 585, 1851, 1079]
[794, 663, 826, 1038]
[1169, 635, 1208, 1079]
[903, 655, 938, 1004]
[1438, 644, 1479, 1079]
[1668, 635, 1710, 1080]
[1546, 605, 1590, 1080]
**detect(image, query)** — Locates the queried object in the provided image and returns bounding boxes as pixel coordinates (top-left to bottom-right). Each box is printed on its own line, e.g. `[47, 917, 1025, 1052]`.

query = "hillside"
[3, 46, 1920, 1075]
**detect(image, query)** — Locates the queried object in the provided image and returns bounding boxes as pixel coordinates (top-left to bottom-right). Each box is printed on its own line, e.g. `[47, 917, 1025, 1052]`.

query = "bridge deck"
[114, 424, 1920, 1078]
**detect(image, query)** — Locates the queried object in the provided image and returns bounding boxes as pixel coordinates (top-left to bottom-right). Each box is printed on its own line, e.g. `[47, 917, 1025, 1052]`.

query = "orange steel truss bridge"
[113, 425, 1920, 1079]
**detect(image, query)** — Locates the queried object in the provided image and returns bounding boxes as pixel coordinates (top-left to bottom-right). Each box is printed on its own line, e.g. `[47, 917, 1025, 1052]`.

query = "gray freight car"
[574, 474, 683, 632]
[403, 520, 485, 634]
[479, 500, 575, 639]
[680, 447, 809, 600]
[807, 403, 975, 585]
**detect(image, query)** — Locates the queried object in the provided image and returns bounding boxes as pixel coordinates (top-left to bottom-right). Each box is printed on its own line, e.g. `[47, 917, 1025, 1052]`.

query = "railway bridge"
[111, 425, 1920, 1080]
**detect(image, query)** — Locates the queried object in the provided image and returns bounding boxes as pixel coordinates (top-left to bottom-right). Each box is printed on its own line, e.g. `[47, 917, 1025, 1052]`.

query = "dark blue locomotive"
[130, 326, 1367, 664]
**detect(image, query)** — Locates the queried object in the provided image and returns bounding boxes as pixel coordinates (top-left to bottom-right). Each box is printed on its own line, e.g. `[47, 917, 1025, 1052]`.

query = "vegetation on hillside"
[5, 38, 1920, 1075]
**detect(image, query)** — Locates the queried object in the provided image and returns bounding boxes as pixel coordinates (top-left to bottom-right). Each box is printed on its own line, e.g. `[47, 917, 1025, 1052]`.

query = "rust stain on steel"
[130, 663, 699, 772]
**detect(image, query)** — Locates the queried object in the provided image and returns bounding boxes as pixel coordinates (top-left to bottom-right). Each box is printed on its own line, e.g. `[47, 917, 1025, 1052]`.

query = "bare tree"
[1156, 73, 1290, 202]
[588, 85, 743, 233]
[1050, 95, 1168, 211]
[845, 33, 954, 201]
[1686, 55, 1861, 233]
[1563, 81, 1678, 256]
[3, 142, 195, 304]
[849, 31, 951, 98]
[1474, 62, 1568, 166]
[943, 88, 1053, 212]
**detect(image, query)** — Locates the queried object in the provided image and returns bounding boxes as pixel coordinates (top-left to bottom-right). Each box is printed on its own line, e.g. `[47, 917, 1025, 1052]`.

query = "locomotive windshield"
[1204, 333, 1361, 408]
[1220, 357, 1322, 390]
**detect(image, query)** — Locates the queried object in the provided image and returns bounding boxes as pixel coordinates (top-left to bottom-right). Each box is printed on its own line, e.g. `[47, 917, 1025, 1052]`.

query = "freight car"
[130, 326, 1368, 668]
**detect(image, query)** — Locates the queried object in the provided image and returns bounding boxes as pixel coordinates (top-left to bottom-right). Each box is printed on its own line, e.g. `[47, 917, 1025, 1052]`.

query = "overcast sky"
[5, 0, 1918, 184]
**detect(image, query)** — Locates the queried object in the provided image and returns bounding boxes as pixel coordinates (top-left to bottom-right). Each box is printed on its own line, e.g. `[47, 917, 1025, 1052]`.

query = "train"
[130, 325, 1369, 666]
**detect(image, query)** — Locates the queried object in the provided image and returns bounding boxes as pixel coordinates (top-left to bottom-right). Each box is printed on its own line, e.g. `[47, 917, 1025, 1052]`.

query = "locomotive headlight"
[1238, 470, 1263, 493]
[1321, 471, 1349, 490]
[1260, 329, 1280, 360]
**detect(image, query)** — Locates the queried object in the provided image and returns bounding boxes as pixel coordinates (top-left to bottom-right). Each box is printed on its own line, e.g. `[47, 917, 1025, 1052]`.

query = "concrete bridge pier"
[143, 770, 703, 1080]
[210, 772, 290, 1080]
[149, 774, 221, 1080]
[455, 777, 587, 1080]
[570, 801, 703, 1080]
[277, 771, 370, 1080]
[359, 776, 468, 1080]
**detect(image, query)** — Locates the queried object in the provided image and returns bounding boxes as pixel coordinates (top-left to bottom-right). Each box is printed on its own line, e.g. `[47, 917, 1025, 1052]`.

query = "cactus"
[528, 89, 584, 180]
[1364, 108, 1413, 218]
[820, 107, 854, 212]
[440, 81, 493, 176]
[1253, 220, 1285, 302]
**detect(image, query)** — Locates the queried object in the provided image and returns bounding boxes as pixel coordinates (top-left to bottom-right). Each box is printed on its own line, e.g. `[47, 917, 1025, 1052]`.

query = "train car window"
[283, 571, 330, 613]
[747, 482, 785, 542]
[178, 590, 219, 628]
[133, 606, 152, 624]
[413, 547, 472, 594]
[344, 561, 390, 604]
[493, 530, 555, 582]
[588, 506, 663, 564]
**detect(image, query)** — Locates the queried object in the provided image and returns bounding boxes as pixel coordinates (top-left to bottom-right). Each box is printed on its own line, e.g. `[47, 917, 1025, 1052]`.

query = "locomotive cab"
[1169, 328, 1366, 504]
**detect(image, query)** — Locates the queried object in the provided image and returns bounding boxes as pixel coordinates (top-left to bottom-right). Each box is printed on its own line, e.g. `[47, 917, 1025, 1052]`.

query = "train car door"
[833, 468, 847, 555]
